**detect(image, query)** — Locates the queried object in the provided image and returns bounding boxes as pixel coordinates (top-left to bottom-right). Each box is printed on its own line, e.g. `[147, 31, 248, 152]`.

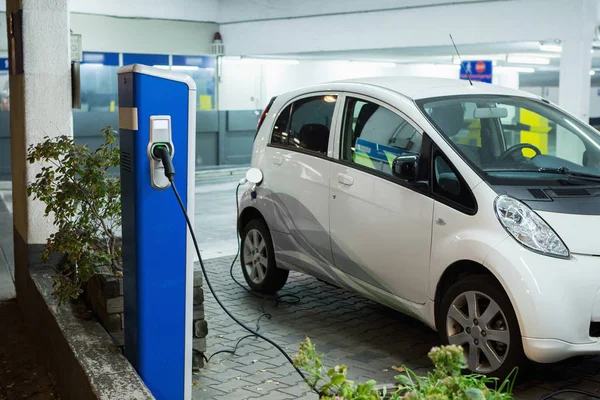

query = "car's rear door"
[264, 93, 341, 274]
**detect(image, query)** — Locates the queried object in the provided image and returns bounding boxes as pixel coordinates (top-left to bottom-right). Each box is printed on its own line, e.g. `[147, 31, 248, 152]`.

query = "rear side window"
[270, 95, 337, 156]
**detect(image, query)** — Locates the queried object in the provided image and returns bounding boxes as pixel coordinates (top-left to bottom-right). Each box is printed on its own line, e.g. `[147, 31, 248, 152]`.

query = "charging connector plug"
[152, 144, 175, 182]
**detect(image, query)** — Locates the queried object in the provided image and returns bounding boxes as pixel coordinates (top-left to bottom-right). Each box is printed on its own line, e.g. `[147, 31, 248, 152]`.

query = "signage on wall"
[460, 60, 492, 84]
[0, 58, 8, 71]
[82, 52, 119, 66]
[172, 55, 216, 69]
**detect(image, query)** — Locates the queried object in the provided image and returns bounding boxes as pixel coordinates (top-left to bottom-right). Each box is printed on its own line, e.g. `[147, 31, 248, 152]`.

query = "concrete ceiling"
[256, 40, 600, 87]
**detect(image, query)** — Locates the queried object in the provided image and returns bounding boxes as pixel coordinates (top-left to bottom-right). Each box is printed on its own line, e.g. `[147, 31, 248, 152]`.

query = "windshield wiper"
[485, 167, 600, 181]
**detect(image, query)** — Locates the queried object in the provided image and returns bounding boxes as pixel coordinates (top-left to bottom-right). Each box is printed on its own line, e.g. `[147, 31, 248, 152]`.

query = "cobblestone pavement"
[193, 257, 600, 400]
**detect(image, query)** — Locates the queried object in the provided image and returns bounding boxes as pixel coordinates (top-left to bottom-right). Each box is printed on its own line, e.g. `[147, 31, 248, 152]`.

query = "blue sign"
[82, 52, 119, 66]
[460, 60, 493, 83]
[123, 53, 169, 67]
[172, 55, 216, 69]
[0, 58, 8, 71]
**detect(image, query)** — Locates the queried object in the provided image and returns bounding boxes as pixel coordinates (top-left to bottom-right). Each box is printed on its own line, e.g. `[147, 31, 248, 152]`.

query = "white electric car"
[237, 76, 600, 378]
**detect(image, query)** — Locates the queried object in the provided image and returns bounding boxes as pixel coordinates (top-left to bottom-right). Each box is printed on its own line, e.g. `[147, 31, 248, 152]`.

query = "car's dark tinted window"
[271, 105, 291, 145]
[341, 97, 422, 175]
[270, 95, 337, 155]
[433, 152, 476, 212]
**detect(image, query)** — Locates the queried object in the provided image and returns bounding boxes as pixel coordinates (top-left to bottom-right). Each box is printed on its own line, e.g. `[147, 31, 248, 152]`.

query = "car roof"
[324, 76, 541, 101]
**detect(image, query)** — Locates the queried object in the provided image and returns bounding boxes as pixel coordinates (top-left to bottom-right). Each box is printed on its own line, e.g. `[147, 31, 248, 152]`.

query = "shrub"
[294, 337, 516, 399]
[26, 127, 121, 304]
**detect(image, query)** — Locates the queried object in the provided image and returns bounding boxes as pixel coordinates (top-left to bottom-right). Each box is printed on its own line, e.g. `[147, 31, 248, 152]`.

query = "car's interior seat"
[430, 103, 482, 167]
[298, 123, 330, 155]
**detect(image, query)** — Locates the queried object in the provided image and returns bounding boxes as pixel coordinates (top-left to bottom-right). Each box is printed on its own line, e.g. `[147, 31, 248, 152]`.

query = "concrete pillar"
[6, 0, 72, 298]
[558, 0, 596, 123]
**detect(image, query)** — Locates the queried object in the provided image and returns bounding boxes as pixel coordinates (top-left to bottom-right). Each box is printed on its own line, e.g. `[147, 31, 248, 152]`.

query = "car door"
[329, 94, 434, 305]
[265, 93, 340, 272]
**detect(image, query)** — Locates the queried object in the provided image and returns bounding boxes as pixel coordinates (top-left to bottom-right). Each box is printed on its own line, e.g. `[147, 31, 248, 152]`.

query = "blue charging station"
[118, 65, 196, 400]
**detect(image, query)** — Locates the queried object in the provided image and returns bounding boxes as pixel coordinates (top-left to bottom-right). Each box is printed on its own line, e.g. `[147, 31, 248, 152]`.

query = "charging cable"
[152, 149, 316, 395]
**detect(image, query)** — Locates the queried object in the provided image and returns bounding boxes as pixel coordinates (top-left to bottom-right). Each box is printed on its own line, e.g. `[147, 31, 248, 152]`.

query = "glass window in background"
[172, 56, 216, 110]
[79, 52, 120, 112]
[0, 58, 9, 112]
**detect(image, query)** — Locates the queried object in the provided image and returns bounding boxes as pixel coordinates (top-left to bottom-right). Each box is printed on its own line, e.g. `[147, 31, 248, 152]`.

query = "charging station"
[117, 64, 196, 400]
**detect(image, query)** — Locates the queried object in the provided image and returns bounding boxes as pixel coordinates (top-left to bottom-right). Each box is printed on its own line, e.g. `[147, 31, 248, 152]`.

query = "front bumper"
[484, 238, 600, 363]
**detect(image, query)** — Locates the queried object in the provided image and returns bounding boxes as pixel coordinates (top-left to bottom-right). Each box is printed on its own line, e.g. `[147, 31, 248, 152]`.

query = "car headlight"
[494, 195, 569, 258]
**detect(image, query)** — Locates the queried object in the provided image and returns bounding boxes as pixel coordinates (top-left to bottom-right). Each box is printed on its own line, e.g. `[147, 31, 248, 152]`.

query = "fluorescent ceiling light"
[507, 55, 550, 65]
[241, 58, 299, 65]
[495, 66, 535, 73]
[171, 66, 200, 71]
[349, 61, 396, 68]
[452, 55, 506, 64]
[540, 43, 562, 52]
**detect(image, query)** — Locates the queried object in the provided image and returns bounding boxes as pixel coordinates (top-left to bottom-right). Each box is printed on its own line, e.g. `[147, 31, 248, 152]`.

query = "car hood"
[536, 211, 599, 256]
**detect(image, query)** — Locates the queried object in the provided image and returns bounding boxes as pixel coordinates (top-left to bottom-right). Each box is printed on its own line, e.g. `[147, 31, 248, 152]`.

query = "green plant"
[27, 127, 121, 304]
[294, 338, 516, 400]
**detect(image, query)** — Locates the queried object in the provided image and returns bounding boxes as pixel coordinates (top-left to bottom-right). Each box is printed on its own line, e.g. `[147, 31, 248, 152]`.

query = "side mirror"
[392, 154, 419, 181]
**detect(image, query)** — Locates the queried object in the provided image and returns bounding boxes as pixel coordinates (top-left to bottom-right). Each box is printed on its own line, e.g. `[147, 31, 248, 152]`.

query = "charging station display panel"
[118, 66, 196, 400]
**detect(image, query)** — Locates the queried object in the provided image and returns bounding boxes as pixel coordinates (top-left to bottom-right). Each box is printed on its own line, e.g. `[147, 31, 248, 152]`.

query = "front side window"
[341, 97, 422, 175]
[418, 95, 600, 186]
[270, 95, 337, 155]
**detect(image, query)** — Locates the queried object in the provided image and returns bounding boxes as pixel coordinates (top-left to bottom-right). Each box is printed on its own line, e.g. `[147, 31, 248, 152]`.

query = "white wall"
[70, 13, 218, 54]
[218, 59, 519, 110]
[0, 0, 219, 22]
[521, 86, 600, 118]
[0, 12, 218, 55]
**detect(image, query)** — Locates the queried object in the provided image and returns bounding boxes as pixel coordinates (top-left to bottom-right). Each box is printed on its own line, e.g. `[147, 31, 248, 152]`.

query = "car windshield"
[416, 95, 600, 186]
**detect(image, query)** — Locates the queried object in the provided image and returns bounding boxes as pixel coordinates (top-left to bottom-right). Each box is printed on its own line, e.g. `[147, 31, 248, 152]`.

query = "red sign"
[475, 61, 486, 73]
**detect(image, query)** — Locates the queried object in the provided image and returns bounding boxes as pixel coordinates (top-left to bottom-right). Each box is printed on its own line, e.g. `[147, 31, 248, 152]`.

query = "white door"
[329, 95, 434, 304]
[264, 93, 340, 269]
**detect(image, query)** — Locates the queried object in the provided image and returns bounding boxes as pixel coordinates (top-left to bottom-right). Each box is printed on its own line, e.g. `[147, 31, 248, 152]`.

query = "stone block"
[193, 287, 204, 305]
[194, 319, 208, 338]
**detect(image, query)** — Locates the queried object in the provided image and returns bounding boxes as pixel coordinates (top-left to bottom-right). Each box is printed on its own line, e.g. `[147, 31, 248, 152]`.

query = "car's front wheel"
[240, 218, 289, 294]
[437, 275, 525, 380]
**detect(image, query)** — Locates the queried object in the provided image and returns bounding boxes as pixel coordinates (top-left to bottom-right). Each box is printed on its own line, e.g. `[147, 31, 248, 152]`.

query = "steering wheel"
[499, 143, 542, 161]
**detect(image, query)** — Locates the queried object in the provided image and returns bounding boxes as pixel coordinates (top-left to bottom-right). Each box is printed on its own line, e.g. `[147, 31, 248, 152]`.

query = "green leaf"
[465, 388, 485, 400]
[330, 373, 346, 386]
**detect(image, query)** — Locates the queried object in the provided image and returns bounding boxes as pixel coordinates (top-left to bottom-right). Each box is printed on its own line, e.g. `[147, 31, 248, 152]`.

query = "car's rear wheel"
[240, 218, 288, 294]
[437, 275, 525, 380]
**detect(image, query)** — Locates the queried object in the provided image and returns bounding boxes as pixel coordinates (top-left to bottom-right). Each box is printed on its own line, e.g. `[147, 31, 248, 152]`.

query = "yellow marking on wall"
[458, 119, 482, 147]
[109, 101, 116, 113]
[199, 95, 213, 110]
[520, 108, 551, 157]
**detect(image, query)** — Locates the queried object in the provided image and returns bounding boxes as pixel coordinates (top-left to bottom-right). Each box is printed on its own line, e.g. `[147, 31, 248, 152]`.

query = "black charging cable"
[153, 149, 317, 395]
[539, 389, 600, 400]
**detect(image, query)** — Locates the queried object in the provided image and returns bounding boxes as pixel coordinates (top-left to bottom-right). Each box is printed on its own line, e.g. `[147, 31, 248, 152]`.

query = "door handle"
[272, 156, 283, 166]
[337, 173, 354, 186]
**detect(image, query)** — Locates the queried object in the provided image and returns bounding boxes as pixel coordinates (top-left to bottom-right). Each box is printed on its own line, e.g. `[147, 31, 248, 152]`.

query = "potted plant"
[27, 127, 124, 337]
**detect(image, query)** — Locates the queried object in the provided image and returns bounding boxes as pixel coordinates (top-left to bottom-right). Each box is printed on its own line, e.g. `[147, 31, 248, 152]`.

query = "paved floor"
[194, 256, 600, 400]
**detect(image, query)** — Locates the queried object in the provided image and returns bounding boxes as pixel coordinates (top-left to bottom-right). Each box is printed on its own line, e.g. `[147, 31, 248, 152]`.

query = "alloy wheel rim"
[446, 290, 510, 374]
[243, 229, 268, 284]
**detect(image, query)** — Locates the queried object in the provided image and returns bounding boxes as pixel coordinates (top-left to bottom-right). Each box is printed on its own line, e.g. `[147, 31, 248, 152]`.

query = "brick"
[194, 319, 209, 338]
[103, 313, 122, 333]
[193, 337, 207, 353]
[194, 287, 204, 305]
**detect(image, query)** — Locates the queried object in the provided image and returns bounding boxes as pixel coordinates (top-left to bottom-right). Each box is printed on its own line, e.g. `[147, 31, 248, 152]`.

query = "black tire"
[240, 218, 288, 294]
[436, 274, 526, 380]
